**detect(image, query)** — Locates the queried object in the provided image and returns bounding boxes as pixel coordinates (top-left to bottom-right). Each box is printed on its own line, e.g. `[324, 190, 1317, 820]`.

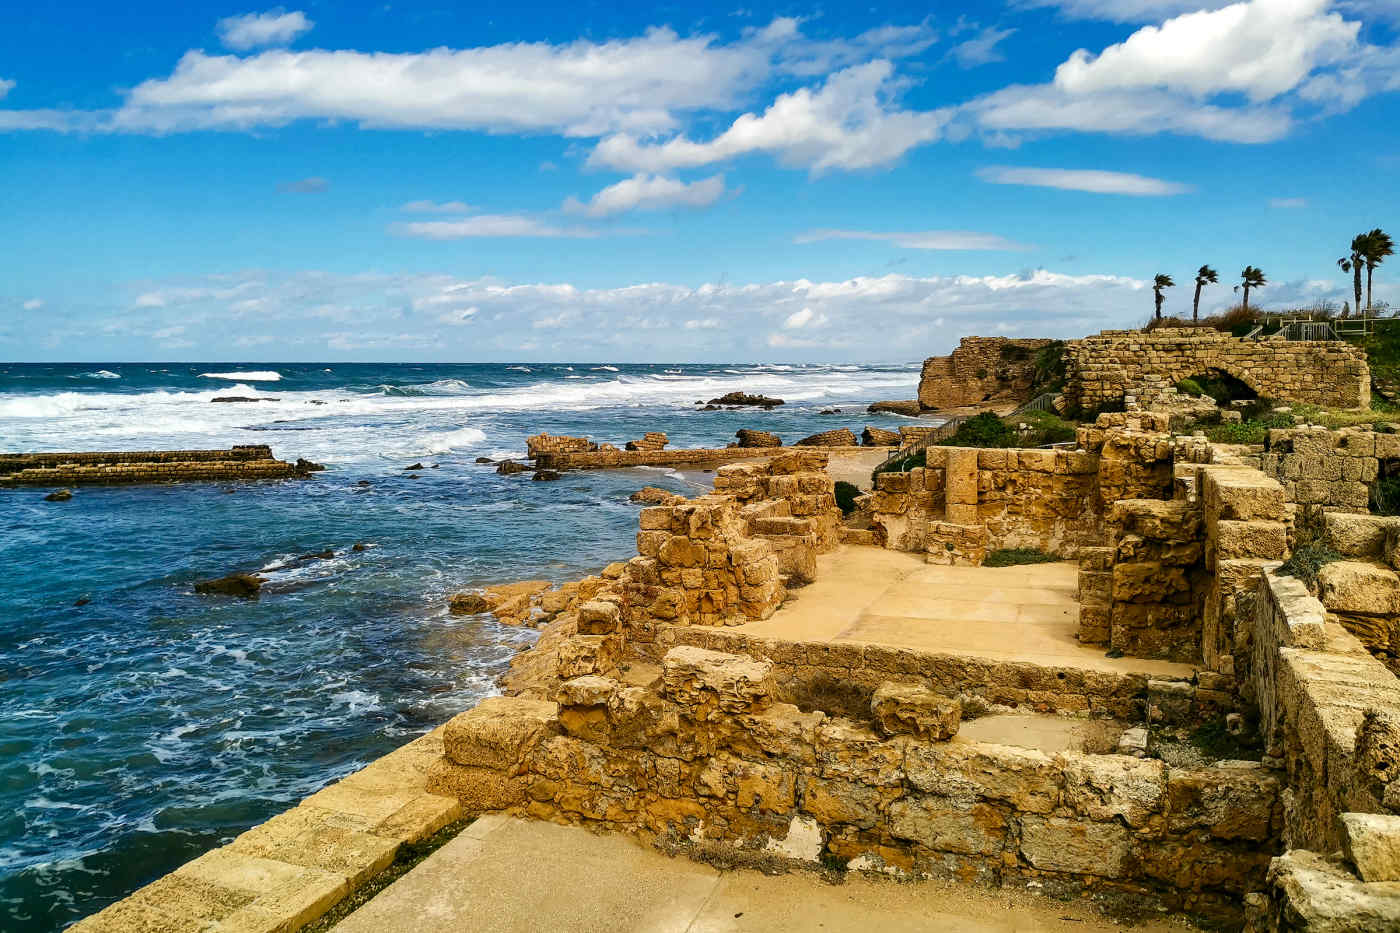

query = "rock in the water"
[351, 542, 368, 552]
[294, 458, 325, 473]
[820, 408, 840, 415]
[194, 572, 264, 597]
[475, 456, 494, 464]
[44, 489, 73, 502]
[867, 400, 922, 416]
[211, 396, 280, 403]
[862, 426, 900, 446]
[532, 470, 562, 481]
[630, 486, 685, 505]
[496, 460, 528, 475]
[355, 480, 372, 486]
[404, 462, 425, 471]
[735, 429, 782, 448]
[706, 391, 784, 408]
[625, 431, 668, 452]
[73, 596, 90, 607]
[795, 428, 858, 447]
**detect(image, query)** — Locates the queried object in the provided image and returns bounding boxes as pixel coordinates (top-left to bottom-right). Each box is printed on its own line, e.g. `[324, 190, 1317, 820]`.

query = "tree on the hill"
[1361, 228, 1394, 312]
[1192, 265, 1217, 322]
[1153, 273, 1175, 320]
[1236, 266, 1266, 313]
[1339, 234, 1364, 318]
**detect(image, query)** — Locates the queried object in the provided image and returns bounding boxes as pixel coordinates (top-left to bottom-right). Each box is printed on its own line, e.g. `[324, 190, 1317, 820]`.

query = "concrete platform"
[337, 815, 1195, 932]
[733, 546, 1195, 679]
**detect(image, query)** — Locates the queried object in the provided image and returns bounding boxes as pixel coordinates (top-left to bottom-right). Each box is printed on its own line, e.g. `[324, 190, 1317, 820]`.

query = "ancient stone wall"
[917, 337, 1056, 410]
[430, 647, 1280, 925]
[533, 444, 887, 471]
[1259, 425, 1393, 512]
[1063, 328, 1370, 412]
[0, 445, 316, 485]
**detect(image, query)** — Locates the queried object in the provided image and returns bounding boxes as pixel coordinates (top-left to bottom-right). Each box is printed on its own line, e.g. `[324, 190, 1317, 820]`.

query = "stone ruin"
[425, 406, 1400, 931]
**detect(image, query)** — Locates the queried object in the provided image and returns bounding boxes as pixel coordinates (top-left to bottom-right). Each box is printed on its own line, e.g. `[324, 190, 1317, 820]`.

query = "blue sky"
[2, 0, 1398, 362]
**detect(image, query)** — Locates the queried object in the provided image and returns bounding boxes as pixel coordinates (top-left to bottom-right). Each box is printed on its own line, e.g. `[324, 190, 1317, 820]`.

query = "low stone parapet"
[0, 445, 320, 485]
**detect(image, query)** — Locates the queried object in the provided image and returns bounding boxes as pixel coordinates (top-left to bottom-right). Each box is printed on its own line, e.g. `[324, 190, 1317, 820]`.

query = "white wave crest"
[84, 370, 120, 379]
[422, 426, 488, 453]
[198, 371, 282, 381]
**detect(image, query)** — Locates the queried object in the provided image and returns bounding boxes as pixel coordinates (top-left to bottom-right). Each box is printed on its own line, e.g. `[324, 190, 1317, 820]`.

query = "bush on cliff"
[834, 481, 861, 515]
[872, 448, 925, 479]
[1176, 378, 1204, 397]
[1029, 341, 1067, 393]
[1278, 542, 1341, 590]
[937, 412, 1016, 448]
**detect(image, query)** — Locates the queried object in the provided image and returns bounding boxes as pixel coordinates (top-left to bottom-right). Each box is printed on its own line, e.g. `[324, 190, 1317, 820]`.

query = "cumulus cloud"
[794, 229, 1026, 250]
[588, 61, 951, 174]
[947, 26, 1016, 68]
[564, 174, 727, 217]
[1016, 0, 1236, 22]
[976, 165, 1192, 195]
[278, 176, 328, 193]
[1052, 0, 1357, 103]
[216, 10, 314, 51]
[782, 306, 828, 329]
[401, 200, 474, 213]
[389, 214, 598, 239]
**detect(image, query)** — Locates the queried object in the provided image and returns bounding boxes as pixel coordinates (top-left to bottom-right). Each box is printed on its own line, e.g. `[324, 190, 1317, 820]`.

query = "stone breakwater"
[0, 445, 323, 486]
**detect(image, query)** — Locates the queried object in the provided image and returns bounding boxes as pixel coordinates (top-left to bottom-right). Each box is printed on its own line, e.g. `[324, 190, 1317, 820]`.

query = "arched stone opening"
[1176, 368, 1259, 405]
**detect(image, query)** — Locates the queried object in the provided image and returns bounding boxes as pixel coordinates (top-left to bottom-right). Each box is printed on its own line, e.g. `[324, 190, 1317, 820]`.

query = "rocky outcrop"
[918, 337, 1057, 411]
[706, 391, 784, 408]
[496, 460, 529, 475]
[795, 429, 857, 447]
[861, 426, 900, 446]
[629, 486, 686, 505]
[0, 446, 318, 486]
[194, 572, 264, 597]
[526, 434, 596, 458]
[867, 400, 922, 416]
[625, 432, 668, 452]
[735, 429, 782, 448]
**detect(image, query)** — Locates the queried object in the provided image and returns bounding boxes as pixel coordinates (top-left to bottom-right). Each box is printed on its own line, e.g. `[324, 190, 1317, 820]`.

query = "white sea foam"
[83, 370, 120, 379]
[591, 365, 619, 371]
[198, 371, 282, 381]
[422, 426, 488, 453]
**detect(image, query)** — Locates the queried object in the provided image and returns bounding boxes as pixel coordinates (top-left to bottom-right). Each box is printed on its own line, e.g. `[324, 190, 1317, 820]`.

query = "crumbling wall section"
[917, 336, 1057, 410]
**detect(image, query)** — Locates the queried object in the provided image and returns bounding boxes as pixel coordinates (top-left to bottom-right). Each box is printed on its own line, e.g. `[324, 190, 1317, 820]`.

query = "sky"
[1, 0, 1398, 363]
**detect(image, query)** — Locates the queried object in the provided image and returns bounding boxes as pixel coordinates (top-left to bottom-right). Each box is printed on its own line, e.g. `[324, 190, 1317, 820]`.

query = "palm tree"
[1152, 274, 1175, 320]
[1192, 265, 1217, 322]
[1339, 235, 1364, 318]
[1237, 266, 1266, 313]
[1361, 228, 1394, 312]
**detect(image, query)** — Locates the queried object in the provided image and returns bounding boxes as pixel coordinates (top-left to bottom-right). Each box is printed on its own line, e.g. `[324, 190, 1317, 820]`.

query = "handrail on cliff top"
[1010, 392, 1060, 415]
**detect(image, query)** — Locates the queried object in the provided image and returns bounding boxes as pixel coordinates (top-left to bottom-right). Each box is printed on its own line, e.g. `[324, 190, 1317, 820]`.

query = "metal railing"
[1010, 392, 1059, 415]
[871, 415, 970, 475]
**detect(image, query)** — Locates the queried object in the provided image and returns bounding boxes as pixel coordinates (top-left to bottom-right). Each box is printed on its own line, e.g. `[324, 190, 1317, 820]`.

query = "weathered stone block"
[661, 646, 774, 718]
[1061, 754, 1166, 828]
[870, 682, 960, 741]
[442, 696, 558, 772]
[1019, 816, 1132, 878]
[888, 795, 1006, 856]
[1318, 561, 1400, 616]
[1341, 812, 1400, 882]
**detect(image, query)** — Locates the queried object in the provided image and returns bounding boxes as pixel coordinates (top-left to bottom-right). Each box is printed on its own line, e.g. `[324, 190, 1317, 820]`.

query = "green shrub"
[999, 343, 1031, 362]
[984, 548, 1058, 567]
[938, 412, 1016, 448]
[1030, 341, 1067, 393]
[1278, 542, 1341, 590]
[1176, 378, 1204, 397]
[871, 448, 925, 480]
[1203, 412, 1295, 445]
[834, 480, 861, 515]
[1372, 476, 1400, 516]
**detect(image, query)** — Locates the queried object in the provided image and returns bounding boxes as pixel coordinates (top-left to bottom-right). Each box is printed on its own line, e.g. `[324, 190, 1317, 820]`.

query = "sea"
[0, 361, 923, 931]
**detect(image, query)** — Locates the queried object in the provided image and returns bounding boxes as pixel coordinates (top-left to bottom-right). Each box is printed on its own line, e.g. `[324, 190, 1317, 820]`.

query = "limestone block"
[903, 742, 1060, 814]
[1165, 765, 1279, 841]
[425, 759, 528, 811]
[945, 448, 979, 505]
[555, 634, 622, 679]
[1318, 561, 1400, 615]
[801, 776, 885, 827]
[869, 682, 961, 741]
[576, 600, 622, 635]
[1355, 708, 1400, 796]
[1340, 813, 1400, 882]
[815, 719, 905, 786]
[1213, 520, 1289, 561]
[1019, 816, 1132, 878]
[554, 675, 618, 709]
[1077, 570, 1113, 605]
[1112, 562, 1190, 603]
[888, 795, 1007, 856]
[1061, 754, 1166, 829]
[661, 646, 774, 718]
[1265, 849, 1400, 929]
[442, 696, 559, 772]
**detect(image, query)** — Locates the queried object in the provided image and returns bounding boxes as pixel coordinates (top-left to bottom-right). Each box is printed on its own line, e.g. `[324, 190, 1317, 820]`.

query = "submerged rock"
[294, 458, 325, 473]
[475, 456, 494, 464]
[44, 489, 73, 502]
[532, 470, 562, 481]
[404, 462, 425, 471]
[194, 572, 264, 598]
[211, 396, 280, 403]
[496, 461, 528, 475]
[706, 391, 784, 408]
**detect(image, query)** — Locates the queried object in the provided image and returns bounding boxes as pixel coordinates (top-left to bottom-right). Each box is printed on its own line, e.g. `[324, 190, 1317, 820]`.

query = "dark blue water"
[0, 361, 920, 930]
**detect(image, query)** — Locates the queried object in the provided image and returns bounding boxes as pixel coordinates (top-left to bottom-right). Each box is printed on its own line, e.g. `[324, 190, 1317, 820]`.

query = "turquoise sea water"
[0, 361, 920, 930]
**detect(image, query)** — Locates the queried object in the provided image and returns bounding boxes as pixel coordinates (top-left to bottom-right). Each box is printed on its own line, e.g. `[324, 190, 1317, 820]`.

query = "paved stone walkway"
[337, 815, 1194, 932]
[731, 546, 1195, 678]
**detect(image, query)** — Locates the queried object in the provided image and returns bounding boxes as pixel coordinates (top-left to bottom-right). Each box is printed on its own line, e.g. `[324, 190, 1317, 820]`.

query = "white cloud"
[401, 200, 474, 214]
[216, 10, 314, 51]
[1053, 0, 1358, 103]
[0, 79, 14, 100]
[976, 165, 1192, 195]
[389, 214, 599, 239]
[1017, 0, 1235, 22]
[22, 298, 42, 310]
[564, 173, 727, 217]
[1270, 196, 1308, 207]
[588, 61, 951, 174]
[948, 26, 1016, 68]
[753, 17, 939, 77]
[782, 306, 828, 329]
[794, 229, 1026, 250]
[684, 318, 722, 329]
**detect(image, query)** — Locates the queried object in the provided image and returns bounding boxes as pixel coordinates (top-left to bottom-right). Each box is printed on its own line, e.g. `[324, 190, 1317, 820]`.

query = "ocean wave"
[377, 378, 471, 397]
[83, 370, 120, 379]
[506, 366, 531, 373]
[590, 365, 619, 372]
[422, 426, 487, 453]
[198, 371, 282, 381]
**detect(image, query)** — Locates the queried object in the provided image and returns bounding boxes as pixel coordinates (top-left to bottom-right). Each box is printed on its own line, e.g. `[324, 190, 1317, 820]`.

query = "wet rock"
[630, 486, 685, 505]
[294, 458, 325, 473]
[862, 426, 900, 446]
[867, 400, 922, 416]
[820, 408, 840, 415]
[706, 391, 784, 408]
[795, 428, 858, 447]
[211, 396, 280, 403]
[532, 470, 562, 481]
[735, 429, 782, 448]
[194, 572, 264, 598]
[351, 542, 368, 552]
[44, 489, 73, 502]
[496, 460, 528, 475]
[475, 456, 494, 464]
[73, 596, 90, 607]
[404, 462, 425, 471]
[355, 480, 372, 486]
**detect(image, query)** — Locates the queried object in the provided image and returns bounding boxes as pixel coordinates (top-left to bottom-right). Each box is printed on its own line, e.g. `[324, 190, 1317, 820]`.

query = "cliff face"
[917, 336, 1056, 410]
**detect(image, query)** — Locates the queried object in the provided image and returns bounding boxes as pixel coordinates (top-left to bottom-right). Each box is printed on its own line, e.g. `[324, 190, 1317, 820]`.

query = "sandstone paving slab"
[338, 816, 1195, 933]
[227, 805, 401, 888]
